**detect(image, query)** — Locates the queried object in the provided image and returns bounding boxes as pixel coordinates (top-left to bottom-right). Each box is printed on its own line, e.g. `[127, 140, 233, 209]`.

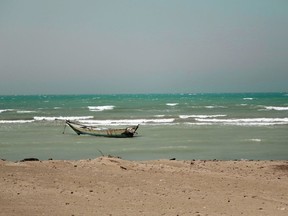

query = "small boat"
[65, 120, 139, 138]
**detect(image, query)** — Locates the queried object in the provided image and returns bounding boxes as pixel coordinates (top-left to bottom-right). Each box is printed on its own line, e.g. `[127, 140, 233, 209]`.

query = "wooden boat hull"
[65, 120, 139, 138]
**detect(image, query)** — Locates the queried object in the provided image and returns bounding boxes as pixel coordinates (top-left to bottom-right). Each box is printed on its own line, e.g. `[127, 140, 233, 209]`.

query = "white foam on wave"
[185, 122, 215, 126]
[0, 109, 14, 113]
[194, 117, 288, 126]
[80, 118, 175, 126]
[166, 103, 178, 106]
[249, 139, 262, 142]
[17, 110, 36, 114]
[264, 106, 288, 111]
[88, 105, 115, 111]
[34, 116, 94, 121]
[243, 98, 254, 100]
[205, 106, 226, 109]
[154, 115, 165, 118]
[0, 120, 34, 124]
[179, 114, 226, 119]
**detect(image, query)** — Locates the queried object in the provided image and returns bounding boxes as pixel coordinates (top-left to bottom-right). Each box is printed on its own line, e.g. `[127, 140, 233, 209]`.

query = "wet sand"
[1, 157, 288, 215]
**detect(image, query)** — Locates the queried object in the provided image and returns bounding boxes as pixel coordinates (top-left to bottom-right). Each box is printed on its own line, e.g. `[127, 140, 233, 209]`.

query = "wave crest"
[80, 118, 175, 126]
[88, 106, 115, 111]
[194, 117, 288, 126]
[264, 106, 288, 111]
[179, 115, 226, 119]
[34, 116, 94, 121]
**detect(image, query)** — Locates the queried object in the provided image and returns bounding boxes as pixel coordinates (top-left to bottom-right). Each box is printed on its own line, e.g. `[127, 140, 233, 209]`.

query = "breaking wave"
[179, 115, 226, 119]
[0, 120, 34, 124]
[263, 106, 288, 111]
[88, 106, 115, 111]
[0, 116, 175, 125]
[205, 106, 226, 109]
[248, 139, 262, 142]
[34, 116, 94, 121]
[166, 103, 178, 106]
[80, 118, 175, 126]
[1, 115, 287, 127]
[193, 117, 288, 126]
[17, 110, 36, 114]
[0, 109, 14, 113]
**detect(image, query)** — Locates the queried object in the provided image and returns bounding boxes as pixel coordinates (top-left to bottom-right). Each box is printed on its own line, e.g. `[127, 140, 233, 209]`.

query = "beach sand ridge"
[1, 157, 288, 215]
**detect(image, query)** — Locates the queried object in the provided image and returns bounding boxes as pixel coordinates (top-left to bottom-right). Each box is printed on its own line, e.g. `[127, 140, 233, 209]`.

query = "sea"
[1, 93, 288, 161]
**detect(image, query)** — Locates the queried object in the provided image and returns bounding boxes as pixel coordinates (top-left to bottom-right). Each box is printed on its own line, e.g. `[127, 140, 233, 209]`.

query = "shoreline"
[2, 155, 288, 163]
[1, 157, 288, 215]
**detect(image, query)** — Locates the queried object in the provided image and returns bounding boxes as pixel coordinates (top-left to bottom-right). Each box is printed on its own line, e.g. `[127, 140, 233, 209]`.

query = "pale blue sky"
[1, 0, 287, 94]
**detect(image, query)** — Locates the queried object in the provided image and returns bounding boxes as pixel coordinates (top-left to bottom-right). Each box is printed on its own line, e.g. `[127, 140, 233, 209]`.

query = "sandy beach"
[1, 157, 288, 216]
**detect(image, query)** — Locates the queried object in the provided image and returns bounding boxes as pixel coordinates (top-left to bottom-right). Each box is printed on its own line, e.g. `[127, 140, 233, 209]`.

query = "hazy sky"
[1, 0, 287, 95]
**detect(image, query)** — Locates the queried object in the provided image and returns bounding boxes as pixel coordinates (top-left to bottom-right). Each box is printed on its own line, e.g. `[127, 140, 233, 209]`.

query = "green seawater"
[0, 93, 287, 161]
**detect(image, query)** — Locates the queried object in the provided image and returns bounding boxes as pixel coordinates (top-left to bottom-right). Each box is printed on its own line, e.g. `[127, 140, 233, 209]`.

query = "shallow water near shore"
[1, 93, 287, 161]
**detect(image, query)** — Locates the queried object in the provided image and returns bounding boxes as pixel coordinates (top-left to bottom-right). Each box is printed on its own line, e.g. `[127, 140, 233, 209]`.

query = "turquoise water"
[0, 93, 287, 161]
